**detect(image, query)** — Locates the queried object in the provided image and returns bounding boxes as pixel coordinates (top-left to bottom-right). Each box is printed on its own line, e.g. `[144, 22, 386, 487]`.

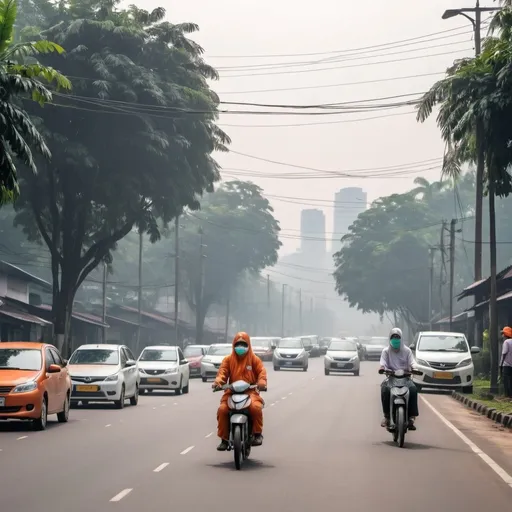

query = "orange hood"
[231, 331, 253, 358]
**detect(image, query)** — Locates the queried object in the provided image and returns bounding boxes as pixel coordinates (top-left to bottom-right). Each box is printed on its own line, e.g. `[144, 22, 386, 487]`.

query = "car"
[68, 344, 140, 409]
[410, 331, 480, 393]
[0, 342, 71, 430]
[324, 338, 360, 376]
[251, 337, 275, 361]
[273, 337, 309, 371]
[319, 337, 331, 355]
[183, 344, 209, 378]
[300, 335, 321, 357]
[138, 345, 190, 394]
[201, 343, 232, 382]
[361, 336, 388, 360]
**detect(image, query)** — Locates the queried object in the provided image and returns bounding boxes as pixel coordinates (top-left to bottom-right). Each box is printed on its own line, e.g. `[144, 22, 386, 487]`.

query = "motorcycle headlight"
[12, 381, 37, 393]
[105, 373, 119, 382]
[457, 358, 472, 368]
[415, 359, 430, 367]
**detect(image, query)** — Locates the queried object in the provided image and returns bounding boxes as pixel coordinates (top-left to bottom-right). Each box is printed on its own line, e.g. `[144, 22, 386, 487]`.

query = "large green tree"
[417, 7, 512, 390]
[0, 0, 70, 205]
[178, 181, 281, 343]
[13, 1, 229, 354]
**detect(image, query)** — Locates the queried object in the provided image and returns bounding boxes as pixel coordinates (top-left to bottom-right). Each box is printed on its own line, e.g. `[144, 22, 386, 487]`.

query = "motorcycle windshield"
[231, 380, 250, 393]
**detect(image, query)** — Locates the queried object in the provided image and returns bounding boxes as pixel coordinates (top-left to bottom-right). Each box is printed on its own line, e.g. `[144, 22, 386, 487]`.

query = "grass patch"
[469, 379, 512, 414]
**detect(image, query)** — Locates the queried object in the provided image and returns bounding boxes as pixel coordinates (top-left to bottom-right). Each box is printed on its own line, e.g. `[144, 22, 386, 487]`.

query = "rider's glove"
[212, 382, 220, 390]
[257, 384, 267, 391]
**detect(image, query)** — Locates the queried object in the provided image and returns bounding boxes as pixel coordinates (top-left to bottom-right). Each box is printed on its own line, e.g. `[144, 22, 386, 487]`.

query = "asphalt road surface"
[1, 359, 511, 511]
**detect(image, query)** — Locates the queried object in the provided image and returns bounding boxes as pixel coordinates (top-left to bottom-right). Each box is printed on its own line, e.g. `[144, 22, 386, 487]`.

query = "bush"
[473, 350, 491, 379]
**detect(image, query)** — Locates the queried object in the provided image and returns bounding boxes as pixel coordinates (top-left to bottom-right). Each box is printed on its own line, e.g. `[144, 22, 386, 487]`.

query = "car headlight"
[273, 352, 281, 358]
[12, 381, 37, 393]
[104, 374, 119, 382]
[415, 359, 430, 367]
[325, 354, 333, 360]
[350, 355, 357, 361]
[457, 358, 472, 368]
[202, 358, 211, 364]
[165, 367, 178, 374]
[296, 350, 305, 358]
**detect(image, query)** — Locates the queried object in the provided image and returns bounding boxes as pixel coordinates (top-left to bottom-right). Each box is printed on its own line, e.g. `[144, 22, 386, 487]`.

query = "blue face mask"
[390, 338, 401, 350]
[234, 346, 248, 356]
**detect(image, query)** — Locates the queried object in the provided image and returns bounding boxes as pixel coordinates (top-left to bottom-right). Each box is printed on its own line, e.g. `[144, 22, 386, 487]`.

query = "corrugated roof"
[0, 261, 52, 290]
[119, 305, 174, 326]
[0, 308, 52, 326]
[37, 304, 108, 328]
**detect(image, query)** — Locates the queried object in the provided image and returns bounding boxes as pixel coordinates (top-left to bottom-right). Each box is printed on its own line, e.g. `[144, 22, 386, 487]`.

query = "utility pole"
[281, 284, 286, 338]
[174, 215, 180, 346]
[266, 274, 270, 335]
[299, 288, 303, 334]
[136, 229, 143, 353]
[102, 262, 107, 343]
[224, 286, 230, 343]
[449, 219, 457, 332]
[428, 248, 434, 331]
[197, 228, 206, 343]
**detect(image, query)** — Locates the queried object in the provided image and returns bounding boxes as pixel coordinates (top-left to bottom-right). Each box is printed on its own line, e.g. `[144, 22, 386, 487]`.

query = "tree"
[0, 0, 70, 205]
[333, 193, 439, 332]
[13, 1, 229, 354]
[178, 181, 281, 343]
[417, 8, 512, 391]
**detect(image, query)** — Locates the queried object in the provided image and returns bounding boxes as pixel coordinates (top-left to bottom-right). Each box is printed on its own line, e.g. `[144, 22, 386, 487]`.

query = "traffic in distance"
[0, 330, 479, 436]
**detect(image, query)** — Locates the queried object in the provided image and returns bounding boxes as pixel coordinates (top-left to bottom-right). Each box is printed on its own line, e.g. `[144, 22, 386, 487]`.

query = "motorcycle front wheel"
[396, 406, 405, 448]
[233, 425, 243, 470]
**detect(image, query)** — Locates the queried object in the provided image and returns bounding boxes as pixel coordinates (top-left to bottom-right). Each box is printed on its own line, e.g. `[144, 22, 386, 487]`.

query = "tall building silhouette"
[332, 187, 367, 251]
[300, 209, 325, 253]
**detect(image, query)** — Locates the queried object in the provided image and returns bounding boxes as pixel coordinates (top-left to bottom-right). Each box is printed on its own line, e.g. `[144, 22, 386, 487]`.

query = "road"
[1, 359, 511, 511]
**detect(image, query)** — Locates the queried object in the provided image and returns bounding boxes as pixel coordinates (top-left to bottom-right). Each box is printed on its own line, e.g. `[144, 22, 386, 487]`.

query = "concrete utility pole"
[136, 229, 143, 352]
[197, 228, 206, 343]
[281, 284, 286, 338]
[449, 219, 458, 332]
[266, 274, 270, 335]
[428, 248, 435, 331]
[174, 215, 180, 346]
[224, 286, 230, 343]
[442, 1, 500, 341]
[102, 262, 107, 343]
[299, 288, 303, 334]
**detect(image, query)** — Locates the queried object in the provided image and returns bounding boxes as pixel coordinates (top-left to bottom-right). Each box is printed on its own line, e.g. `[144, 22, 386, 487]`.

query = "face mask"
[234, 346, 248, 356]
[390, 338, 401, 350]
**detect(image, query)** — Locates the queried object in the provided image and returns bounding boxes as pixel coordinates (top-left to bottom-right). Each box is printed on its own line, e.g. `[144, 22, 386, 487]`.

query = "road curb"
[451, 391, 512, 430]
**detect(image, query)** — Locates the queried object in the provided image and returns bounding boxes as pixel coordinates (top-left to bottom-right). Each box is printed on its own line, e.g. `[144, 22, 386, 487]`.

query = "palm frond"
[0, 0, 17, 55]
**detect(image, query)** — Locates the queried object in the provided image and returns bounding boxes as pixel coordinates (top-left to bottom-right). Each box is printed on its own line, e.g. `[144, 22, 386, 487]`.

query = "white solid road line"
[153, 463, 169, 473]
[105, 424, 111, 428]
[180, 446, 195, 455]
[205, 432, 213, 438]
[281, 396, 287, 400]
[421, 396, 512, 489]
[16, 436, 27, 441]
[110, 489, 133, 502]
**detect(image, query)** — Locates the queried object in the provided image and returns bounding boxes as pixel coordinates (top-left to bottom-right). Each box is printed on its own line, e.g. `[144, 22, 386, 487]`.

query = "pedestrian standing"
[500, 326, 512, 398]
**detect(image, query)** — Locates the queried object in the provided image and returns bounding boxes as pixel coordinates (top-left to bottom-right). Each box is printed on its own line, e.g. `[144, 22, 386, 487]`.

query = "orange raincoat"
[215, 332, 267, 440]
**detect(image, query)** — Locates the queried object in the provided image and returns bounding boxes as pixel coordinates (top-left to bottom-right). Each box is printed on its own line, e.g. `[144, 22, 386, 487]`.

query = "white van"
[410, 331, 480, 393]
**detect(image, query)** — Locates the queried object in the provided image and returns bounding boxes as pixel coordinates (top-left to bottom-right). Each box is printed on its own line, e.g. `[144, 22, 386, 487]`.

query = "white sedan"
[138, 345, 190, 395]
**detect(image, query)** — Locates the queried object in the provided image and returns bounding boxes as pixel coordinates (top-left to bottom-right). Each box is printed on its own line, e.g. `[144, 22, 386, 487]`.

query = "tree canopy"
[12, 0, 229, 354]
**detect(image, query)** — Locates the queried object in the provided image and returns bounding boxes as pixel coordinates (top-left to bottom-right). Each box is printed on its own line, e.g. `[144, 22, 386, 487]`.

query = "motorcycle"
[214, 380, 266, 470]
[379, 368, 423, 448]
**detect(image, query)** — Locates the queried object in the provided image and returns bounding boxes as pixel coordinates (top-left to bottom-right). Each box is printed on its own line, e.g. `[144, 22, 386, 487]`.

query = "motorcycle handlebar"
[379, 368, 423, 377]
[212, 384, 264, 392]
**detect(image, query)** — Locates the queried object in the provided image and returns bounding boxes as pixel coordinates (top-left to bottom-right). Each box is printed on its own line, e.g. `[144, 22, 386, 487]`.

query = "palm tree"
[417, 8, 512, 392]
[0, 0, 70, 204]
[411, 177, 447, 202]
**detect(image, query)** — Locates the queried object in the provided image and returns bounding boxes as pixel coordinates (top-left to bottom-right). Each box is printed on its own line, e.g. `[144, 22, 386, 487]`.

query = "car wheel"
[273, 366, 280, 371]
[303, 366, 308, 372]
[416, 384, 423, 393]
[354, 370, 360, 376]
[33, 396, 48, 431]
[183, 378, 190, 394]
[324, 369, 330, 376]
[57, 392, 70, 423]
[462, 385, 473, 394]
[202, 376, 207, 382]
[175, 377, 183, 395]
[115, 386, 125, 409]
[130, 385, 139, 406]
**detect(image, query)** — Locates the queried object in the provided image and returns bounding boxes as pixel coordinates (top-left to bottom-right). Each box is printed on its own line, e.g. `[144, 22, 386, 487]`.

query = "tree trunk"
[52, 270, 77, 358]
[488, 179, 499, 394]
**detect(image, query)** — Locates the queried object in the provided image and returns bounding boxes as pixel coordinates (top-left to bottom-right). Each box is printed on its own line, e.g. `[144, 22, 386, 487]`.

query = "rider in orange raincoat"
[213, 332, 267, 451]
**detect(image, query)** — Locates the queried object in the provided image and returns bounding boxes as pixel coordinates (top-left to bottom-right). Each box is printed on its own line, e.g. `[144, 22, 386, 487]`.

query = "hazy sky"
[135, 0, 486, 255]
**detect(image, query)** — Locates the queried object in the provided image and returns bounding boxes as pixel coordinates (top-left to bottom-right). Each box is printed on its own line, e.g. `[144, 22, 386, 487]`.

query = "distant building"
[300, 209, 326, 253]
[332, 187, 367, 251]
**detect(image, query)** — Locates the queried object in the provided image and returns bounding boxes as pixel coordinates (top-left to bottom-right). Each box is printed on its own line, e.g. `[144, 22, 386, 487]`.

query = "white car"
[138, 345, 190, 394]
[201, 344, 232, 382]
[324, 338, 360, 376]
[410, 331, 481, 393]
[68, 344, 140, 408]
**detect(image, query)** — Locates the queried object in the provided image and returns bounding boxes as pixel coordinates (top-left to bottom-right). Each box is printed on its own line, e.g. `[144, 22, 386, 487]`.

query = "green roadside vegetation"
[468, 379, 512, 415]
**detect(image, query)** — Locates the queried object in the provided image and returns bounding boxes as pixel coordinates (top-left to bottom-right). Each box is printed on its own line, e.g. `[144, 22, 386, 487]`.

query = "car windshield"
[367, 338, 387, 345]
[279, 339, 303, 349]
[208, 345, 232, 356]
[0, 348, 42, 371]
[418, 335, 469, 352]
[329, 341, 357, 351]
[140, 349, 177, 362]
[251, 339, 271, 348]
[184, 347, 203, 357]
[69, 349, 119, 365]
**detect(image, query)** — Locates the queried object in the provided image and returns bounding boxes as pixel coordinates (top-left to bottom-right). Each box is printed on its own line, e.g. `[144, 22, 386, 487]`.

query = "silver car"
[201, 344, 232, 382]
[273, 337, 309, 371]
[324, 338, 360, 376]
[361, 336, 388, 361]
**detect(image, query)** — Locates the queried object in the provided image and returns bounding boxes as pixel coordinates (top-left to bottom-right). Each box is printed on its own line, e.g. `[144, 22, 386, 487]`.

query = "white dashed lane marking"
[205, 432, 213, 438]
[180, 446, 195, 455]
[16, 436, 27, 441]
[110, 489, 132, 502]
[153, 463, 169, 473]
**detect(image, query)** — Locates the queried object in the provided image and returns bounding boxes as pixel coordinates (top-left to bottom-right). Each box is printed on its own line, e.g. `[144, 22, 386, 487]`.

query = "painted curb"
[451, 391, 512, 430]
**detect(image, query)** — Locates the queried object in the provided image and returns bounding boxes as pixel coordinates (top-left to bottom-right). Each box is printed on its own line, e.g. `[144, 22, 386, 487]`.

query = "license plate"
[147, 378, 160, 383]
[76, 385, 99, 392]
[285, 362, 293, 366]
[433, 372, 454, 380]
[0, 397, 4, 407]
[337, 363, 346, 368]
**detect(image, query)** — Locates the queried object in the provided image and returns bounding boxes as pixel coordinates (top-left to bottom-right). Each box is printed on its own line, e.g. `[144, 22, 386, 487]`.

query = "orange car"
[0, 342, 72, 430]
